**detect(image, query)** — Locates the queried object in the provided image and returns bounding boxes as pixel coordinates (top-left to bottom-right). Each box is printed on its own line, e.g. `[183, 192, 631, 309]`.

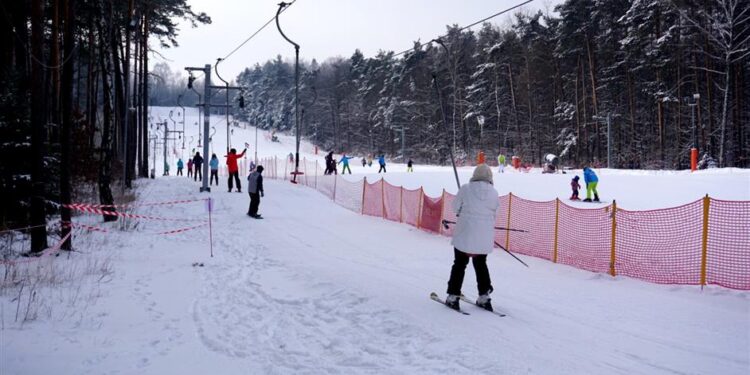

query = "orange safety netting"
[362, 179, 384, 218]
[556, 201, 612, 274]
[616, 201, 703, 285]
[383, 181, 402, 222]
[420, 194, 443, 234]
[707, 199, 750, 289]
[262, 164, 750, 290]
[333, 177, 363, 214]
[504, 196, 557, 262]
[401, 188, 422, 227]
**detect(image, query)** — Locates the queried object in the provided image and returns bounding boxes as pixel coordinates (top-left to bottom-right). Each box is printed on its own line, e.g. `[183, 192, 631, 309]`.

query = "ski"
[430, 292, 470, 315]
[459, 295, 507, 317]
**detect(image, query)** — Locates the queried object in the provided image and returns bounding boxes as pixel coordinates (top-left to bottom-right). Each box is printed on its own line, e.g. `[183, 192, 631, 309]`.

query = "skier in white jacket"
[445, 163, 499, 311]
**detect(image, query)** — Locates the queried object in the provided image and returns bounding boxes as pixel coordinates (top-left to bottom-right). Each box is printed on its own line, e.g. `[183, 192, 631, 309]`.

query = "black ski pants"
[210, 170, 219, 186]
[177, 167, 183, 176]
[248, 192, 261, 216]
[378, 164, 386, 173]
[194, 166, 202, 181]
[228, 171, 241, 191]
[447, 248, 493, 296]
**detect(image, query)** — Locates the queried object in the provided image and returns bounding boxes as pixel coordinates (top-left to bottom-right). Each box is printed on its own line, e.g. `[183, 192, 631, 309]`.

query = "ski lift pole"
[432, 73, 461, 191]
[215, 58, 231, 153]
[276, 2, 301, 183]
[440, 219, 529, 267]
[441, 219, 527, 233]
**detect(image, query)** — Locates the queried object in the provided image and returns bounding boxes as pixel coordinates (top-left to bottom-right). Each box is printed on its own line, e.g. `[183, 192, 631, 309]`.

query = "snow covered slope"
[2, 175, 748, 374]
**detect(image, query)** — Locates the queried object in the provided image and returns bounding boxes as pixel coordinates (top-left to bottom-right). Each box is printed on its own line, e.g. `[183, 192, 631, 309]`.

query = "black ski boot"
[445, 295, 460, 311]
[476, 294, 493, 312]
[583, 198, 592, 202]
[593, 194, 600, 202]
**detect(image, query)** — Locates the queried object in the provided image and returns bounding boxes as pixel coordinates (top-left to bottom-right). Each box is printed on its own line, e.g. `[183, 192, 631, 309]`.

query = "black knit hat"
[256, 165, 264, 172]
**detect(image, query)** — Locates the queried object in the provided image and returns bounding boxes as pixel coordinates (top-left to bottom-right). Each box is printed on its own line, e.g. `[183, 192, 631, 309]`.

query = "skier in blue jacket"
[176, 158, 184, 176]
[583, 167, 600, 202]
[209, 154, 220, 186]
[377, 154, 386, 173]
[338, 154, 354, 174]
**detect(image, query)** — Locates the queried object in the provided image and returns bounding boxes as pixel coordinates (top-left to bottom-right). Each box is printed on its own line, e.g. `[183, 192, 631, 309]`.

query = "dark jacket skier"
[247, 165, 264, 218]
[192, 152, 204, 181]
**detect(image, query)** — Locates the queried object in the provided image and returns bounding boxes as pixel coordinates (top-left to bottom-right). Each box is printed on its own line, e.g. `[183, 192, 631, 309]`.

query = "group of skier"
[324, 152, 394, 174]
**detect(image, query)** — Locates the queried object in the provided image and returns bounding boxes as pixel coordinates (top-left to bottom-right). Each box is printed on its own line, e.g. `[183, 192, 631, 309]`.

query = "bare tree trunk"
[586, 35, 600, 161]
[575, 56, 581, 164]
[30, 0, 48, 252]
[97, 14, 117, 222]
[141, 7, 150, 177]
[59, 0, 76, 250]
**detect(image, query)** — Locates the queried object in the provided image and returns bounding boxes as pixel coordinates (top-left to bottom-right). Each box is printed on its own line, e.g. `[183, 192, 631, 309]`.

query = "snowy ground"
[1, 107, 748, 374]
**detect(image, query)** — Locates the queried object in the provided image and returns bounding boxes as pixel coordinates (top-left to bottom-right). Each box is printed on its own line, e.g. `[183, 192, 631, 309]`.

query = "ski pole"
[494, 241, 529, 268]
[441, 219, 528, 233]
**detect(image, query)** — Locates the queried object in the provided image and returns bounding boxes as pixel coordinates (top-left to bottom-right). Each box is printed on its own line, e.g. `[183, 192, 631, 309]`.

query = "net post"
[700, 194, 710, 287]
[505, 193, 513, 250]
[333, 173, 338, 202]
[609, 200, 617, 277]
[381, 178, 386, 218]
[399, 186, 404, 223]
[315, 160, 318, 189]
[553, 198, 560, 263]
[361, 177, 367, 215]
[439, 189, 446, 235]
[417, 188, 424, 229]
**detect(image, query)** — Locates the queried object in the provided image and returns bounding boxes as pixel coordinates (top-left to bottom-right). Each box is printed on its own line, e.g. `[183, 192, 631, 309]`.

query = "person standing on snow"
[187, 158, 193, 178]
[361, 157, 366, 168]
[247, 165, 264, 218]
[324, 152, 334, 175]
[176, 158, 184, 176]
[407, 158, 414, 172]
[445, 164, 499, 312]
[497, 153, 506, 173]
[583, 167, 600, 202]
[225, 147, 247, 192]
[192, 152, 204, 182]
[209, 154, 220, 186]
[570, 175, 581, 200]
[377, 154, 386, 173]
[339, 154, 354, 174]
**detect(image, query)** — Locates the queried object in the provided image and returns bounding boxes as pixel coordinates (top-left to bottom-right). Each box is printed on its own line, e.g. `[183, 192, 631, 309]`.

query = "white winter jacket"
[450, 181, 500, 254]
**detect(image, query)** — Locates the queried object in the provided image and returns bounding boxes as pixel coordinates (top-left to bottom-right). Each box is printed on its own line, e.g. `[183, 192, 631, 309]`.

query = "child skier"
[339, 154, 354, 174]
[407, 158, 414, 172]
[209, 154, 219, 186]
[361, 157, 366, 168]
[247, 165, 264, 218]
[497, 153, 506, 173]
[225, 147, 247, 192]
[176, 158, 184, 176]
[187, 159, 193, 178]
[583, 167, 600, 202]
[445, 164, 499, 312]
[570, 175, 581, 200]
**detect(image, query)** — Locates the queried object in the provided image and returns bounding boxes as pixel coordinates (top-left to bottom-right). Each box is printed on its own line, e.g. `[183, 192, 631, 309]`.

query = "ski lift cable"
[220, 0, 299, 62]
[392, 0, 532, 58]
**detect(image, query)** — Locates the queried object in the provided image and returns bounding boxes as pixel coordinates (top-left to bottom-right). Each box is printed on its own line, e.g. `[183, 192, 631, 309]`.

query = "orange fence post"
[691, 148, 698, 172]
[505, 193, 513, 250]
[700, 194, 710, 287]
[399, 186, 404, 223]
[417, 188, 424, 229]
[381, 178, 386, 218]
[361, 177, 367, 214]
[609, 200, 617, 277]
[333, 173, 337, 201]
[553, 198, 560, 263]
[439, 189, 446, 235]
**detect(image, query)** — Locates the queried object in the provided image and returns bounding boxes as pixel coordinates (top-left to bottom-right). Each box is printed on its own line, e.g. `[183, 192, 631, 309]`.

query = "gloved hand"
[260, 191, 264, 197]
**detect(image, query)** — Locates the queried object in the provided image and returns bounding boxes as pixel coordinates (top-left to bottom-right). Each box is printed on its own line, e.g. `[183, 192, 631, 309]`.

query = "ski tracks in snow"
[190, 182, 506, 374]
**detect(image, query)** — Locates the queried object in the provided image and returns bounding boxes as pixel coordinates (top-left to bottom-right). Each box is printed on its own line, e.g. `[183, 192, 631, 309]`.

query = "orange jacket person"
[225, 147, 247, 192]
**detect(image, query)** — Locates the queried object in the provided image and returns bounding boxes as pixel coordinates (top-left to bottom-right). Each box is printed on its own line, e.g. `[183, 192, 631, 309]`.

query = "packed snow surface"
[1, 107, 748, 374]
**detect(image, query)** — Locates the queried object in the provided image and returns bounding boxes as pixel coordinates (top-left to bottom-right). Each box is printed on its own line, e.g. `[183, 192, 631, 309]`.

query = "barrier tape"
[65, 198, 208, 209]
[0, 223, 60, 235]
[64, 222, 208, 236]
[63, 204, 207, 222]
[1, 232, 72, 265]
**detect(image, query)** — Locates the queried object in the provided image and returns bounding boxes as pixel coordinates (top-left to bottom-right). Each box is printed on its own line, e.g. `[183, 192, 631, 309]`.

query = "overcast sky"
[153, 0, 561, 81]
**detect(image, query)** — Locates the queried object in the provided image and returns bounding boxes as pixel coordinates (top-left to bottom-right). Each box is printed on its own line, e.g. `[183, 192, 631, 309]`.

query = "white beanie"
[470, 163, 493, 184]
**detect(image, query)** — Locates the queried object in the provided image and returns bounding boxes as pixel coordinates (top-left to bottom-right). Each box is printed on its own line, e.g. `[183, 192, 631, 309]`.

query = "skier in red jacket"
[225, 146, 247, 192]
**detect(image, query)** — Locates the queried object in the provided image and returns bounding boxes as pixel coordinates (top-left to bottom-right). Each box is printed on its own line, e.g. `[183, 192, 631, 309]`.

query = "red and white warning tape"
[65, 222, 207, 236]
[0, 232, 72, 265]
[63, 204, 207, 222]
[68, 198, 208, 209]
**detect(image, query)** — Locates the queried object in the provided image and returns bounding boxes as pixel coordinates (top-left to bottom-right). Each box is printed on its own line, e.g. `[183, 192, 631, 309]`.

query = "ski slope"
[1, 106, 748, 374]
